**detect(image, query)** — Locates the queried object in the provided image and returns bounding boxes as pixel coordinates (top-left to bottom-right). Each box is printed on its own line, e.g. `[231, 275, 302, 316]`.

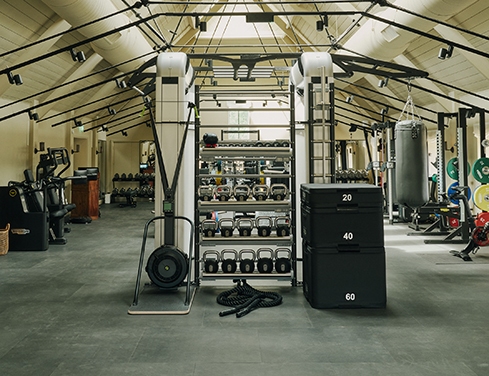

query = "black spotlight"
[7, 71, 23, 85]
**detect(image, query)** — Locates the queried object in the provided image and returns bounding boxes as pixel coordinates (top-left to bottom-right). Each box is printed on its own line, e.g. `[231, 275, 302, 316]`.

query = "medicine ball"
[146, 245, 188, 289]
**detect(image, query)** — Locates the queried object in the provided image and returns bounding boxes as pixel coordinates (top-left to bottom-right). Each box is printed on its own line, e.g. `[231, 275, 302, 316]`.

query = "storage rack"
[194, 87, 297, 286]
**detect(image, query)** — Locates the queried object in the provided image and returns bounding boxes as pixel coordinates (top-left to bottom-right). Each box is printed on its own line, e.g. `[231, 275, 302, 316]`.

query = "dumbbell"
[111, 188, 119, 196]
[143, 173, 150, 180]
[236, 218, 253, 236]
[215, 185, 232, 201]
[121, 173, 127, 181]
[203, 251, 220, 273]
[274, 249, 291, 273]
[256, 216, 273, 237]
[275, 217, 290, 237]
[139, 186, 148, 197]
[147, 186, 155, 198]
[270, 184, 288, 201]
[221, 250, 238, 273]
[202, 219, 218, 237]
[149, 173, 155, 181]
[272, 141, 281, 147]
[134, 173, 142, 181]
[234, 185, 251, 202]
[219, 218, 235, 237]
[198, 185, 214, 201]
[113, 173, 120, 181]
[239, 250, 256, 273]
[257, 248, 274, 273]
[119, 187, 126, 195]
[127, 173, 134, 180]
[281, 141, 289, 147]
[252, 184, 269, 201]
[133, 187, 140, 196]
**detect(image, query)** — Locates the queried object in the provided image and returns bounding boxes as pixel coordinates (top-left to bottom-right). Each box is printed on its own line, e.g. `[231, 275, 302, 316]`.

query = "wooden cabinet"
[71, 173, 99, 220]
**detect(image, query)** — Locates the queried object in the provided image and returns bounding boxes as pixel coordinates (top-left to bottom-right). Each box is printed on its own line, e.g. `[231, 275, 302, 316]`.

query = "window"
[227, 111, 249, 140]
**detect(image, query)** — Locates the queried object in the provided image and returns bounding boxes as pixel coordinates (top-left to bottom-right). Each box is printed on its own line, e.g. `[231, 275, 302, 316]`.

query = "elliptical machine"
[36, 148, 80, 244]
[449, 185, 489, 261]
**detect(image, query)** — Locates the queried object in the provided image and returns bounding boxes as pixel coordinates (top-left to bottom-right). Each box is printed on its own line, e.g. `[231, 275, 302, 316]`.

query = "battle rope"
[217, 280, 282, 318]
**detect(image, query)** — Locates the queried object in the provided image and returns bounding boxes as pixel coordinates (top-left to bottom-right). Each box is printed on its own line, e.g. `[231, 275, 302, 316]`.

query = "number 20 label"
[342, 193, 352, 202]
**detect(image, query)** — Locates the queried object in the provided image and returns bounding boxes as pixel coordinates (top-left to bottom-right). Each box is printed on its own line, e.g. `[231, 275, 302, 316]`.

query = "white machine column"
[155, 52, 195, 252]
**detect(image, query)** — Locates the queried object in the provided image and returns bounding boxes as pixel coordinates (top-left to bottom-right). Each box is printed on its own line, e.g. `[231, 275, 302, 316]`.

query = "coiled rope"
[217, 279, 283, 318]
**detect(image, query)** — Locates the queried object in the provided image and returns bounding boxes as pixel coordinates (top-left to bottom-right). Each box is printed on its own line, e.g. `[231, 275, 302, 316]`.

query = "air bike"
[449, 185, 489, 261]
[129, 98, 196, 315]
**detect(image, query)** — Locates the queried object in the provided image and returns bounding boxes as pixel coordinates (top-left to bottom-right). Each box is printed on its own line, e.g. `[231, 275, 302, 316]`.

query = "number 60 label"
[345, 293, 356, 301]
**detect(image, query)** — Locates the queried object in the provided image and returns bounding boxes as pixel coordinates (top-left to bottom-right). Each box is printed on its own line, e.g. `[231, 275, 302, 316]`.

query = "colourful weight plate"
[475, 212, 489, 227]
[473, 185, 489, 211]
[472, 158, 489, 183]
[447, 182, 472, 205]
[446, 157, 471, 180]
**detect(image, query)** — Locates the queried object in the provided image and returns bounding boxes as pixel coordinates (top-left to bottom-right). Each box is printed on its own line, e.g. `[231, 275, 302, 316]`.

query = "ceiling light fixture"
[70, 48, 86, 63]
[438, 45, 454, 60]
[7, 71, 22, 85]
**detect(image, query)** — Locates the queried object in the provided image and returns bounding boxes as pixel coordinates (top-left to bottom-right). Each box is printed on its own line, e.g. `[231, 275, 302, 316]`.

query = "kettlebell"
[202, 219, 218, 237]
[234, 185, 251, 202]
[274, 248, 291, 273]
[257, 248, 274, 273]
[256, 216, 273, 237]
[221, 249, 238, 273]
[239, 249, 256, 273]
[236, 218, 253, 236]
[270, 183, 288, 201]
[219, 218, 235, 237]
[203, 250, 220, 273]
[253, 184, 269, 201]
[275, 217, 290, 237]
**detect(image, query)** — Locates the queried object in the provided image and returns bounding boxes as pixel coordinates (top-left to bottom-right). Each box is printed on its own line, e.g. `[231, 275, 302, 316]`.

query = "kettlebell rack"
[194, 87, 297, 286]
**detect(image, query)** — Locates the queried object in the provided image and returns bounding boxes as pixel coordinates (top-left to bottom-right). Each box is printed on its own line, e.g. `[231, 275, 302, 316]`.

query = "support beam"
[0, 16, 71, 97]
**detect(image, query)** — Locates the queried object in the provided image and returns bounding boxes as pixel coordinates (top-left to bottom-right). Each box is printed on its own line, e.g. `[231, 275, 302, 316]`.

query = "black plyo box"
[301, 204, 384, 248]
[303, 243, 386, 309]
[300, 183, 383, 208]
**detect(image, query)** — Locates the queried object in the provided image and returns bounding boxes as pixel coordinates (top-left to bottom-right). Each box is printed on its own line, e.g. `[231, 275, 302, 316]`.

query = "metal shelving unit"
[194, 86, 297, 285]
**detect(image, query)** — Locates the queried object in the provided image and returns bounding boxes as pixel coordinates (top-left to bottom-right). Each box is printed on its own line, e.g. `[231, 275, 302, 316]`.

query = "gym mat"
[128, 284, 196, 315]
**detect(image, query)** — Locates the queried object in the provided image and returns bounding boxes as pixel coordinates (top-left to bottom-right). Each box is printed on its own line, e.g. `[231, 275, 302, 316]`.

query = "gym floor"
[1, 201, 489, 376]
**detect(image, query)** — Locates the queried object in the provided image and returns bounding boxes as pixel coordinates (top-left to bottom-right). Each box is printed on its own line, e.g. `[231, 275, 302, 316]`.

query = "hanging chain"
[398, 78, 422, 123]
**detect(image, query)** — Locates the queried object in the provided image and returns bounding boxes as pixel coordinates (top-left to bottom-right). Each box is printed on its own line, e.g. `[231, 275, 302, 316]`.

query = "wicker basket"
[0, 223, 9, 256]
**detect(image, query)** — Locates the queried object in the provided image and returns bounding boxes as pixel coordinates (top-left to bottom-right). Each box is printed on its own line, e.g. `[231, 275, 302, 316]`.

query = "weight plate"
[472, 158, 489, 183]
[447, 182, 472, 205]
[475, 212, 489, 227]
[446, 157, 471, 180]
[448, 217, 459, 228]
[473, 185, 489, 211]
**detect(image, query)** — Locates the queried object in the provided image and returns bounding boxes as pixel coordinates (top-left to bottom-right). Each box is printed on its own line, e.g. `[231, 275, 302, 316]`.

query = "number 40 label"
[343, 232, 354, 240]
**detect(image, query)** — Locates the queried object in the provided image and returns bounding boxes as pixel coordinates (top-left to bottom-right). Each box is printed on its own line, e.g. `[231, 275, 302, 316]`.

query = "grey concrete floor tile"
[2, 203, 489, 375]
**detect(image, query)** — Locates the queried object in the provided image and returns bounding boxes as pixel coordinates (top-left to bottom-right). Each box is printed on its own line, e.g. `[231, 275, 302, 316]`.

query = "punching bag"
[395, 120, 429, 208]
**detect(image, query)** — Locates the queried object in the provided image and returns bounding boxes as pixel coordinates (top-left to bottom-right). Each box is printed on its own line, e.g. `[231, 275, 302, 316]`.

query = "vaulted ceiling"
[1, 0, 489, 135]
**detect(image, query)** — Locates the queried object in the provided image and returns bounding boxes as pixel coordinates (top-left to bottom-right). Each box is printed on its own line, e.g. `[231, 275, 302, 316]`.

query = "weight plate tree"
[473, 185, 489, 211]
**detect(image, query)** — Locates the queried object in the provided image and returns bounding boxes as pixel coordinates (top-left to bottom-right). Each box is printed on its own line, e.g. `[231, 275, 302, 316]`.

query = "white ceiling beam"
[38, 53, 104, 118]
[434, 24, 489, 82]
[393, 55, 452, 112]
[0, 15, 71, 97]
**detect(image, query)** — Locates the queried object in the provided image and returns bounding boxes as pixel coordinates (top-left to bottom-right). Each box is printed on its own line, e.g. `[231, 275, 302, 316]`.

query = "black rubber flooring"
[1, 202, 489, 376]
